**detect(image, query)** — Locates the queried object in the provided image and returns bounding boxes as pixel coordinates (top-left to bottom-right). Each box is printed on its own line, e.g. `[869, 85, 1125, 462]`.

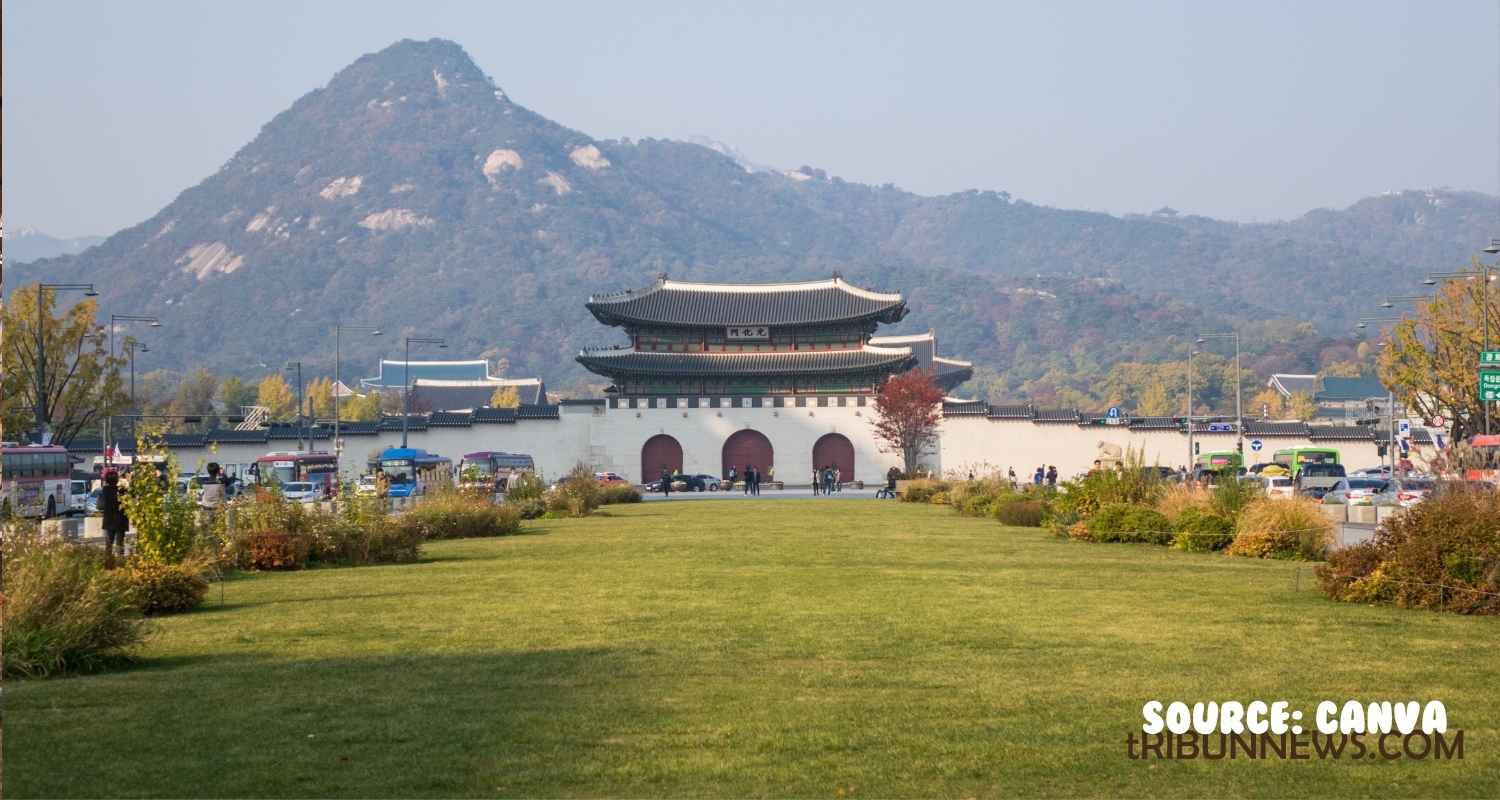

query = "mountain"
[11, 38, 1496, 403]
[5, 226, 106, 263]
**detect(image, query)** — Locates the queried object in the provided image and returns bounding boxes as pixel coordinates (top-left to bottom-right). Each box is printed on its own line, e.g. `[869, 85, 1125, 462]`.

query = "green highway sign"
[1483, 350, 1500, 365]
[1482, 370, 1500, 402]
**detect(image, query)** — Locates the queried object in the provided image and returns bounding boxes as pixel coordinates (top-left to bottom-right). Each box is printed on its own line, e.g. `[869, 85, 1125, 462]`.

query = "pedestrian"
[99, 470, 129, 567]
[728, 465, 737, 491]
[200, 462, 226, 509]
[968, 470, 975, 482]
[751, 465, 761, 496]
[1033, 466, 1044, 486]
[1046, 465, 1058, 487]
[1007, 467, 1017, 489]
[823, 465, 834, 495]
[743, 463, 753, 495]
[768, 465, 775, 487]
[660, 467, 671, 498]
[834, 465, 842, 492]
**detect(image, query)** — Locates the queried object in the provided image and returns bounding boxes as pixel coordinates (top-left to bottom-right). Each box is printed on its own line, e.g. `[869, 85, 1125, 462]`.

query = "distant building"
[868, 330, 974, 393]
[1267, 373, 1394, 423]
[361, 359, 546, 412]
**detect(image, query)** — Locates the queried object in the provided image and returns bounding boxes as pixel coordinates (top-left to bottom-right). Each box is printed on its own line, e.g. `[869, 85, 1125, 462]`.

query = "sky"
[5, 0, 1499, 236]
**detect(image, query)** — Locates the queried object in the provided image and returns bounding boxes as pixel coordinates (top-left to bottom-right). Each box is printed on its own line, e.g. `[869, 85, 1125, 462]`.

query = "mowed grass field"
[7, 500, 1498, 798]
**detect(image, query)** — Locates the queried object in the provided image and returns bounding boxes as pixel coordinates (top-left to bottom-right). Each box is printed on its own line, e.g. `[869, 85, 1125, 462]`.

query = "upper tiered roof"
[868, 330, 974, 391]
[576, 344, 915, 377]
[586, 276, 907, 328]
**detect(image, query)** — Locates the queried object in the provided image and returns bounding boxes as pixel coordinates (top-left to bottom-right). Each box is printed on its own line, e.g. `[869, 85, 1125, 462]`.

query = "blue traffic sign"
[1250, 439, 1263, 452]
[1107, 407, 1121, 419]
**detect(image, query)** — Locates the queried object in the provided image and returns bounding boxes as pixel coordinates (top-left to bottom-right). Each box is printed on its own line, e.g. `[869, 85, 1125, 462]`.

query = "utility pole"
[333, 324, 381, 474]
[402, 336, 447, 448]
[1186, 348, 1195, 471]
[286, 362, 305, 451]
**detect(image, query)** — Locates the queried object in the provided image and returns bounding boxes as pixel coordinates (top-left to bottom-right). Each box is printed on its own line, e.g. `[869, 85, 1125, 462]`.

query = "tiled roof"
[205, 428, 270, 443]
[942, 400, 989, 416]
[1410, 429, 1434, 445]
[334, 421, 381, 435]
[1243, 420, 1310, 437]
[1316, 376, 1388, 402]
[379, 416, 428, 432]
[586, 277, 907, 328]
[472, 407, 518, 424]
[361, 359, 494, 390]
[576, 346, 915, 377]
[1308, 425, 1376, 441]
[516, 404, 560, 420]
[988, 404, 1032, 420]
[559, 398, 607, 407]
[1033, 408, 1079, 424]
[163, 433, 206, 448]
[1190, 420, 1238, 433]
[267, 423, 330, 440]
[1129, 416, 1181, 430]
[1268, 373, 1317, 397]
[429, 411, 472, 427]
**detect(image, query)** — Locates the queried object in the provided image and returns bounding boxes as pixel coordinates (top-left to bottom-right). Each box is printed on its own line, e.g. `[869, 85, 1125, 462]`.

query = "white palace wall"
[160, 402, 1385, 485]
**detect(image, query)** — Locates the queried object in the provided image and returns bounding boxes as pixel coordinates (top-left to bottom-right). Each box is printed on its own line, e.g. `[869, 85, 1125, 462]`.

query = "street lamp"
[105, 314, 161, 456]
[1185, 348, 1200, 470]
[1196, 331, 1241, 453]
[333, 324, 382, 470]
[402, 336, 447, 447]
[284, 362, 306, 451]
[1379, 295, 1433, 309]
[33, 283, 97, 442]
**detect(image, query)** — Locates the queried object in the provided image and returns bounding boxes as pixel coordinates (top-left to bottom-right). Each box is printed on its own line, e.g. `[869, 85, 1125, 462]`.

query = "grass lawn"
[7, 500, 1498, 798]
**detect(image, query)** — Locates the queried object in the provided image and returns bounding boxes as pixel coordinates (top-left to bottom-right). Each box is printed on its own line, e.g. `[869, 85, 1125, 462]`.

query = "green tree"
[341, 392, 383, 421]
[0, 284, 129, 445]
[1288, 392, 1318, 421]
[1135, 379, 1175, 416]
[256, 374, 297, 420]
[168, 368, 220, 429]
[120, 429, 196, 564]
[219, 376, 258, 416]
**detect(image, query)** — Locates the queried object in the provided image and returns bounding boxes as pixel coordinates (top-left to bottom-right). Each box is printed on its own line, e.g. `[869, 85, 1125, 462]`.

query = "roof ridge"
[589, 276, 902, 302]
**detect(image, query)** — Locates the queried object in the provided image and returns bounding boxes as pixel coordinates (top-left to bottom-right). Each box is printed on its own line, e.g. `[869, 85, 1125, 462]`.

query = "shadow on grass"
[190, 591, 429, 612]
[11, 647, 657, 797]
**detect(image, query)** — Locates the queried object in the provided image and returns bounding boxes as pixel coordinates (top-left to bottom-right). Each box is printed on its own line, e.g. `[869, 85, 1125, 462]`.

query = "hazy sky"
[5, 0, 1498, 236]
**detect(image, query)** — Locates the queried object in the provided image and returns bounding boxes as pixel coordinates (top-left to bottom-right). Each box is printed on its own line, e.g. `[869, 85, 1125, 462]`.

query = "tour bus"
[1193, 451, 1244, 475]
[1, 444, 73, 518]
[253, 451, 340, 498]
[457, 451, 536, 493]
[1271, 447, 1341, 478]
[370, 447, 452, 498]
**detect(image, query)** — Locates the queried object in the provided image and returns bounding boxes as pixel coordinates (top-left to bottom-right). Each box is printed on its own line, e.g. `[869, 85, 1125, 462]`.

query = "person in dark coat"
[660, 467, 671, 497]
[99, 470, 129, 565]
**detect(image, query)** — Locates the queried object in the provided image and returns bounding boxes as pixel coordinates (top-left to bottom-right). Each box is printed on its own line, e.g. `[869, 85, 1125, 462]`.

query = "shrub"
[124, 557, 210, 614]
[598, 484, 643, 505]
[308, 514, 423, 565]
[244, 530, 311, 570]
[1085, 503, 1172, 545]
[398, 492, 522, 540]
[1317, 487, 1499, 613]
[121, 433, 198, 564]
[547, 464, 602, 517]
[1227, 499, 1333, 560]
[2, 526, 145, 678]
[1156, 484, 1214, 524]
[505, 472, 546, 502]
[224, 490, 424, 569]
[1172, 508, 1236, 552]
[1211, 474, 1256, 520]
[949, 478, 1017, 517]
[900, 479, 951, 503]
[509, 497, 547, 520]
[993, 498, 1045, 527]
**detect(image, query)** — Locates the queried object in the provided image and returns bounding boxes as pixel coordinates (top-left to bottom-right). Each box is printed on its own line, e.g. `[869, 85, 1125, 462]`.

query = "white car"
[355, 475, 379, 497]
[281, 481, 319, 503]
[68, 479, 90, 515]
[1263, 475, 1295, 499]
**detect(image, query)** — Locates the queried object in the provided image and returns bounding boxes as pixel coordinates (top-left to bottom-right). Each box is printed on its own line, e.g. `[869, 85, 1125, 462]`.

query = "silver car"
[281, 481, 319, 503]
[1321, 477, 1389, 506]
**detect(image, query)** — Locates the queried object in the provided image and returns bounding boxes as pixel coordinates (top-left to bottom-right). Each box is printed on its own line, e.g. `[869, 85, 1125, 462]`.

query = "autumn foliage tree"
[870, 370, 945, 475]
[1379, 258, 1500, 441]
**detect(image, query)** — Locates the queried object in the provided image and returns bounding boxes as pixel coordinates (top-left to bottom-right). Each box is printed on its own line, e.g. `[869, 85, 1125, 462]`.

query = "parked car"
[1320, 477, 1389, 506]
[1263, 474, 1296, 499]
[594, 471, 631, 487]
[1296, 462, 1348, 499]
[1352, 465, 1393, 477]
[356, 475, 379, 496]
[1374, 477, 1435, 508]
[281, 481, 320, 503]
[85, 488, 102, 515]
[646, 473, 721, 492]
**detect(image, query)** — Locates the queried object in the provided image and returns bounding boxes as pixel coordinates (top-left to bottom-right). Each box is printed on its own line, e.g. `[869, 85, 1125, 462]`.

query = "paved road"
[642, 487, 885, 501]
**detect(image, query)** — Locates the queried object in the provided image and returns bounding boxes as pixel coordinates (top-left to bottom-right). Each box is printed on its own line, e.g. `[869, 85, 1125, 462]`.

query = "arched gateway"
[722, 429, 774, 479]
[641, 434, 684, 482]
[812, 433, 856, 481]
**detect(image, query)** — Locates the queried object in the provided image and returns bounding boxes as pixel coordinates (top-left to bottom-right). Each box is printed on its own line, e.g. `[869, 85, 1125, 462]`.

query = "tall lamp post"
[1185, 348, 1199, 471]
[1424, 237, 1498, 434]
[1196, 331, 1241, 454]
[33, 283, 98, 442]
[402, 336, 447, 447]
[333, 324, 382, 471]
[285, 362, 305, 451]
[105, 314, 161, 457]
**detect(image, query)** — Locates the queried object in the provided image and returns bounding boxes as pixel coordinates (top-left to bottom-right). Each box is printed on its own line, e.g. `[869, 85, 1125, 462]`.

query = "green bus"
[1194, 451, 1244, 472]
[1272, 447, 1340, 478]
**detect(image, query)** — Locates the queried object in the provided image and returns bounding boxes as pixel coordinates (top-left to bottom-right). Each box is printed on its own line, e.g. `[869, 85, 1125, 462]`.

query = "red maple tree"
[870, 370, 945, 475]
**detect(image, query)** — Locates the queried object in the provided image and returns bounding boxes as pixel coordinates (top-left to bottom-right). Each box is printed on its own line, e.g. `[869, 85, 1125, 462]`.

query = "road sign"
[1433, 415, 1446, 428]
[1206, 422, 1235, 433]
[1481, 370, 1500, 402]
[1397, 419, 1410, 437]
[1482, 350, 1500, 365]
[1250, 439, 1263, 452]
[1106, 407, 1121, 419]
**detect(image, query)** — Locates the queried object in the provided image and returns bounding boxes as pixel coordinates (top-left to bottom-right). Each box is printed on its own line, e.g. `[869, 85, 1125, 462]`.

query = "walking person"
[1008, 467, 1017, 489]
[743, 463, 753, 495]
[99, 470, 129, 567]
[660, 467, 672, 498]
[811, 465, 820, 495]
[834, 465, 842, 493]
[1046, 465, 1058, 487]
[751, 465, 761, 496]
[728, 465, 737, 492]
[199, 462, 227, 509]
[1033, 466, 1044, 486]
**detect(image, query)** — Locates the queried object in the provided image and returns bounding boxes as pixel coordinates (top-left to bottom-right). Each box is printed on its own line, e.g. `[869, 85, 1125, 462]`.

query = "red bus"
[1465, 435, 1500, 483]
[1, 444, 73, 518]
[252, 451, 340, 497]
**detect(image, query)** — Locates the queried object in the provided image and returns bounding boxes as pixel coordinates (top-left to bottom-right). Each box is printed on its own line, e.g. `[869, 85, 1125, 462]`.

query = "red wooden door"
[722, 429, 773, 479]
[641, 434, 683, 482]
[812, 433, 856, 481]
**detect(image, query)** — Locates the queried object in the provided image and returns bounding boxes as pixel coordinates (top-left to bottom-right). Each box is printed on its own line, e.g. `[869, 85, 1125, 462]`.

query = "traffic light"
[1377, 443, 1388, 457]
[1193, 442, 1200, 456]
